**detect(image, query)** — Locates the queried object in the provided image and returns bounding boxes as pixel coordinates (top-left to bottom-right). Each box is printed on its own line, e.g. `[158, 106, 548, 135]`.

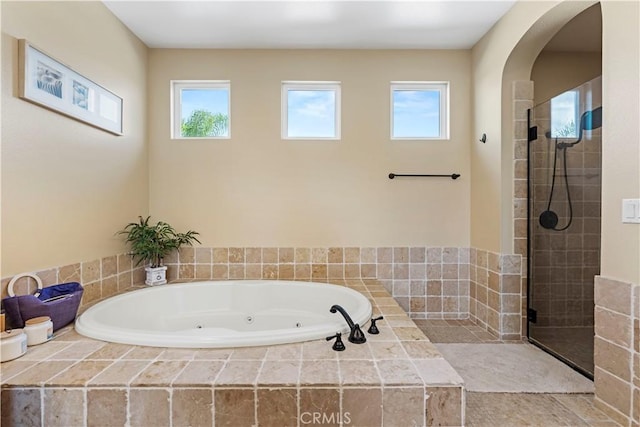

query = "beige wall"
[148, 49, 471, 248]
[531, 51, 602, 105]
[1, 1, 149, 276]
[472, 0, 639, 282]
[500, 0, 640, 284]
[470, 1, 556, 253]
[471, 0, 598, 253]
[600, 0, 640, 284]
[2, 0, 636, 285]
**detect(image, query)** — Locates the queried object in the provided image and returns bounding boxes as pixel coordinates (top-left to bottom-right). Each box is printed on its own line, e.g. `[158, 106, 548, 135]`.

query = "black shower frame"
[525, 108, 594, 381]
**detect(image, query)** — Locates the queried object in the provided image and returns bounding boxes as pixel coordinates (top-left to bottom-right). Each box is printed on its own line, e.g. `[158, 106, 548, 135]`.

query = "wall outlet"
[622, 199, 640, 223]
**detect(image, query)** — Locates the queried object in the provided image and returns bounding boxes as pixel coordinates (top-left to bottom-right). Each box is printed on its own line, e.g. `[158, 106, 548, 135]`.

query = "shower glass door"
[527, 76, 602, 378]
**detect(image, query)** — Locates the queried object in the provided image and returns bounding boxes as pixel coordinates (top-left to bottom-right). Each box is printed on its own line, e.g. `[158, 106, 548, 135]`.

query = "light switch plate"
[622, 199, 640, 223]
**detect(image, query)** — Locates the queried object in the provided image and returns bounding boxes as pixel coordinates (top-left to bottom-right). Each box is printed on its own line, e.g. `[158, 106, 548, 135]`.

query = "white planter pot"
[145, 266, 168, 286]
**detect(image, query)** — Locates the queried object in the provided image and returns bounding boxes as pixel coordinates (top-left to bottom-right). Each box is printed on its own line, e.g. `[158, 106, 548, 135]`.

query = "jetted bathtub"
[75, 280, 372, 348]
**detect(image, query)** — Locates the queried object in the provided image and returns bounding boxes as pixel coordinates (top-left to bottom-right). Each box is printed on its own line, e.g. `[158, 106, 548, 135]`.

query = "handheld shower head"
[558, 106, 603, 149]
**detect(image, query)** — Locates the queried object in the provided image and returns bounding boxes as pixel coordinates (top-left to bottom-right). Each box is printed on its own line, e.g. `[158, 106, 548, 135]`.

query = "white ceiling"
[103, 1, 517, 49]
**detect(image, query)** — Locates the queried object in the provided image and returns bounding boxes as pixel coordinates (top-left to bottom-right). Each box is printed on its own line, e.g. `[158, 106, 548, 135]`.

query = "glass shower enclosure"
[527, 76, 602, 378]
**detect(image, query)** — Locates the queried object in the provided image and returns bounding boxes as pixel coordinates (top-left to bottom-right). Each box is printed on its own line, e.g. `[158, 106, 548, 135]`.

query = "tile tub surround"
[0, 279, 465, 427]
[593, 276, 639, 427]
[165, 246, 471, 321]
[1, 246, 470, 321]
[0, 253, 145, 310]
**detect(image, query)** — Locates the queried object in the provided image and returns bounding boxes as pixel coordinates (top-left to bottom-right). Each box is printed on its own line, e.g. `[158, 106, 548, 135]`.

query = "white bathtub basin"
[75, 280, 372, 348]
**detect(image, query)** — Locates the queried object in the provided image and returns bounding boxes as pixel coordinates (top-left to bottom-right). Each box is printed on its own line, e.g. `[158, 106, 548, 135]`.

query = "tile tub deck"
[1, 279, 465, 426]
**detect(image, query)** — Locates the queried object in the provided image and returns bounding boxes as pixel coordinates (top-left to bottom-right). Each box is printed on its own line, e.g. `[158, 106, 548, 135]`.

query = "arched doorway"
[488, 0, 638, 422]
[526, 4, 602, 378]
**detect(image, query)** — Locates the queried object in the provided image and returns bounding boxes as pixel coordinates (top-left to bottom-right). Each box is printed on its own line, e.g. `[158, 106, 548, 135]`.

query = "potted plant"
[118, 216, 201, 286]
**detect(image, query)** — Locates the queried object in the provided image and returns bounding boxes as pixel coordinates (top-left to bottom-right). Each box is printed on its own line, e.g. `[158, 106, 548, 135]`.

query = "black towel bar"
[388, 173, 460, 180]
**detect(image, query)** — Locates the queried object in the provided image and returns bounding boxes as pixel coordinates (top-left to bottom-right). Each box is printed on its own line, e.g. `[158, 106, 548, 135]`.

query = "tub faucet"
[330, 304, 366, 344]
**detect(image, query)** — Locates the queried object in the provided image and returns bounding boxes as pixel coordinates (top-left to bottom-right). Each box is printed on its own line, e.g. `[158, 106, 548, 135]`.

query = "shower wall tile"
[528, 87, 601, 331]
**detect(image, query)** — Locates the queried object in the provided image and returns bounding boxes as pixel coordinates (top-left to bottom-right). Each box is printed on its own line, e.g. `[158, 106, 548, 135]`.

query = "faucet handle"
[326, 332, 346, 351]
[368, 316, 384, 334]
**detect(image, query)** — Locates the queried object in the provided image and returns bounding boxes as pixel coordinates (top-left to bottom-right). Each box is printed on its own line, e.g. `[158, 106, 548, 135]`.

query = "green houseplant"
[119, 216, 200, 285]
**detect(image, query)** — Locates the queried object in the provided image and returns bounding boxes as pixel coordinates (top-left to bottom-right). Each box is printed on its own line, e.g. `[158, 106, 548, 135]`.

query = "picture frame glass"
[20, 40, 123, 135]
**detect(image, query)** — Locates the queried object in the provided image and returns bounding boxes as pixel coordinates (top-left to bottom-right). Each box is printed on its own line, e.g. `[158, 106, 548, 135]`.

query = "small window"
[282, 81, 341, 139]
[391, 82, 449, 140]
[550, 90, 579, 138]
[171, 81, 230, 139]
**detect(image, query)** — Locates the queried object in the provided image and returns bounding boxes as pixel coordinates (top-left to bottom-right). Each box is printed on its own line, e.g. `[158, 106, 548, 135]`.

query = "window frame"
[171, 80, 231, 140]
[550, 89, 579, 139]
[390, 81, 450, 140]
[281, 81, 341, 140]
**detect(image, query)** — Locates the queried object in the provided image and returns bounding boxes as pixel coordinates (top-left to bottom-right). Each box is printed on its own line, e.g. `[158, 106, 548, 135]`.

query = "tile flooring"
[413, 319, 618, 427]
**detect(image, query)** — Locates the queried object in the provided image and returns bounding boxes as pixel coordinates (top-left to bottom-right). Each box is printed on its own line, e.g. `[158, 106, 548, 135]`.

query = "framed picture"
[18, 39, 123, 135]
